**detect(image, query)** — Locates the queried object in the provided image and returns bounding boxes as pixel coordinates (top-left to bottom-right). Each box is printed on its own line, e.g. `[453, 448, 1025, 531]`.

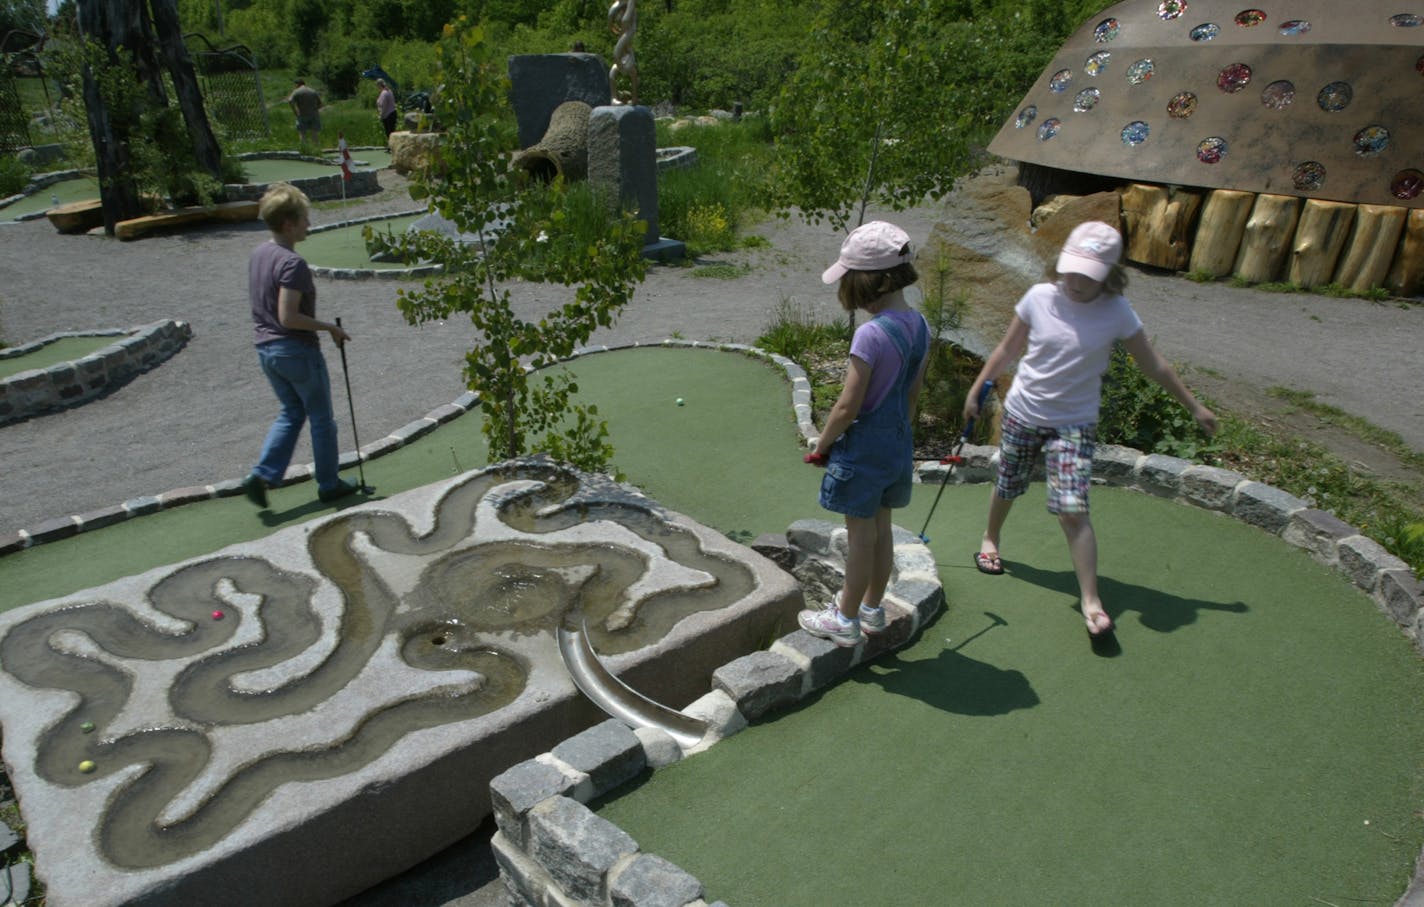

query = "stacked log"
[1334, 205, 1408, 294]
[1120, 183, 1201, 270]
[1233, 195, 1299, 284]
[1386, 210, 1424, 297]
[1288, 200, 1356, 289]
[1188, 189, 1253, 277]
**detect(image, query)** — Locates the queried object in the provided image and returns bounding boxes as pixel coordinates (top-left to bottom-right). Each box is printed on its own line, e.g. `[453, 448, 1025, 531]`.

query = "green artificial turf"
[239, 158, 346, 183]
[2, 345, 1422, 904]
[300, 213, 424, 271]
[0, 336, 118, 379]
[1, 176, 101, 220]
[596, 482, 1424, 905]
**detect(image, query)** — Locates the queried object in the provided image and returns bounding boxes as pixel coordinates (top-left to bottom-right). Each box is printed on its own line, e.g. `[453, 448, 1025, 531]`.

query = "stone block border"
[304, 208, 443, 280]
[0, 320, 191, 428]
[490, 518, 943, 906]
[0, 168, 92, 221]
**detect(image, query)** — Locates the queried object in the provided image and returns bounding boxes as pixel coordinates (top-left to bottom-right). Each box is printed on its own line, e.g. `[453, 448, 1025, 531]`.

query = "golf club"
[917, 379, 994, 543]
[334, 317, 371, 493]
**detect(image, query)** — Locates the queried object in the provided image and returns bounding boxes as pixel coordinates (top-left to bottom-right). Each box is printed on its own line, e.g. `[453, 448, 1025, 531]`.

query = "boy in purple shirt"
[241, 183, 358, 508]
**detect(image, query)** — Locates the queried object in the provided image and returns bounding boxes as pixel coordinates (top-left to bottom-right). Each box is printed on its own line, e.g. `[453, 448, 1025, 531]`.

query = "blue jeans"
[253, 339, 341, 492]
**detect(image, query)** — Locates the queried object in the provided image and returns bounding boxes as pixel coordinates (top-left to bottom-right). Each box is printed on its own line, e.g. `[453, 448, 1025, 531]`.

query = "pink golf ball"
[212, 610, 225, 621]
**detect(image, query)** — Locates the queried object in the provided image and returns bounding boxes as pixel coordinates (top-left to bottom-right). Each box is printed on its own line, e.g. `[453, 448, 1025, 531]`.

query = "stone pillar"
[507, 53, 611, 150]
[588, 104, 683, 259]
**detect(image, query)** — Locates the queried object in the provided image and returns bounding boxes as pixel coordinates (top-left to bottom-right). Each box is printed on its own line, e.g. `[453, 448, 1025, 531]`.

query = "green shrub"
[0, 155, 32, 197]
[1099, 342, 1217, 459]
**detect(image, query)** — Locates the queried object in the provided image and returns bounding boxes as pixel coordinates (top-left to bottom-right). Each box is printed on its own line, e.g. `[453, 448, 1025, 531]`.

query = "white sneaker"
[797, 603, 861, 647]
[858, 604, 887, 635]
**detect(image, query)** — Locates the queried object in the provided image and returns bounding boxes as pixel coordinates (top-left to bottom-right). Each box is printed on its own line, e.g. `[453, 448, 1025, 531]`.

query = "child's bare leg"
[1058, 512, 1111, 632]
[981, 489, 1015, 556]
[861, 507, 895, 608]
[839, 513, 878, 618]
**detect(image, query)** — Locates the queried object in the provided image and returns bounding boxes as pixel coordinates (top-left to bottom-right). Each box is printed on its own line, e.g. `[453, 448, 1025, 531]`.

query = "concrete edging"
[0, 320, 191, 428]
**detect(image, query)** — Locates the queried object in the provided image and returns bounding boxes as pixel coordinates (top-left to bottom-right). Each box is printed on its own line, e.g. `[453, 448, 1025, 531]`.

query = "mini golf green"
[1, 176, 101, 221]
[239, 158, 347, 183]
[0, 335, 117, 379]
[302, 213, 426, 271]
[1, 345, 1420, 903]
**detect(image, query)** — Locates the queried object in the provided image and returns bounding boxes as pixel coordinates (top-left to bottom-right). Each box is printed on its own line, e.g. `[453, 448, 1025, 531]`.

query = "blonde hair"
[259, 182, 310, 231]
[837, 262, 919, 312]
[1045, 260, 1130, 296]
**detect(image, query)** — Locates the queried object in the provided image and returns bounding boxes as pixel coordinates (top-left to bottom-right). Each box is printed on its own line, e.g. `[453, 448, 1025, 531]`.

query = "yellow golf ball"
[78, 760, 96, 774]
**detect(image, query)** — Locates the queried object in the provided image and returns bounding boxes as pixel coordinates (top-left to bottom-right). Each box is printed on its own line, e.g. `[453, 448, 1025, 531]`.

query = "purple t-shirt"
[849, 308, 929, 413]
[250, 240, 318, 347]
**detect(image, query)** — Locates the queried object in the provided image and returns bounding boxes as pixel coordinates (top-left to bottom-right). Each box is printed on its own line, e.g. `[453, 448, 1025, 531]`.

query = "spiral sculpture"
[608, 0, 640, 105]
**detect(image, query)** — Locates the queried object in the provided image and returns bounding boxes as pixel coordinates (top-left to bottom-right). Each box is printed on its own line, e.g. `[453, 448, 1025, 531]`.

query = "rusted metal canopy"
[987, 1, 1424, 209]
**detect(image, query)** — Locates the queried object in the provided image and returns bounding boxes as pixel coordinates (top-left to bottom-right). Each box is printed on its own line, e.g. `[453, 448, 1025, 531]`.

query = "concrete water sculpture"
[0, 459, 801, 906]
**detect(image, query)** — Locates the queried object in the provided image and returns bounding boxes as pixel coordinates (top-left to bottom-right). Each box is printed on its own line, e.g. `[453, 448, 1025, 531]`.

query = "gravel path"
[2, 168, 1421, 541]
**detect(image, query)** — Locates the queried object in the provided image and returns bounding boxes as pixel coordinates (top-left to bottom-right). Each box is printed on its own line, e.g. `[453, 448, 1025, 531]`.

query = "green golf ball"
[80, 721, 95, 733]
[676, 397, 685, 406]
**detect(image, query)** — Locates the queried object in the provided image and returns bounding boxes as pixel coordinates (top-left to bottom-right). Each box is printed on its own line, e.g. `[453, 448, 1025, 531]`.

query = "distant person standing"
[287, 79, 322, 147]
[375, 79, 398, 145]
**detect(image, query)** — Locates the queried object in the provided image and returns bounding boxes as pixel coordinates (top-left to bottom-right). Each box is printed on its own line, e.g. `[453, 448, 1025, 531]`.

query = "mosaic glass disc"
[1038, 119, 1062, 141]
[1279, 19, 1311, 35]
[1353, 125, 1390, 156]
[1197, 136, 1228, 164]
[1074, 88, 1101, 112]
[1121, 121, 1150, 146]
[1390, 13, 1423, 27]
[1015, 106, 1037, 128]
[1292, 161, 1326, 191]
[1391, 169, 1424, 200]
[1050, 69, 1073, 92]
[1167, 92, 1198, 118]
[1261, 81, 1295, 110]
[1127, 59, 1156, 85]
[1095, 18, 1120, 42]
[1317, 81, 1353, 112]
[1159, 1, 1188, 20]
[1085, 52, 1111, 77]
[1235, 9, 1267, 27]
[1190, 22, 1221, 41]
[1217, 63, 1253, 93]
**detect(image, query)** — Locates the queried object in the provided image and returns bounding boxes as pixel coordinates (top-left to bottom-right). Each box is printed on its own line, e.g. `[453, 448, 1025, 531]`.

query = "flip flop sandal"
[973, 552, 1005, 575]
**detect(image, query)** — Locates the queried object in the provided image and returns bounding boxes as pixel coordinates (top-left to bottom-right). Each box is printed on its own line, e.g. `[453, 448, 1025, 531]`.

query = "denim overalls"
[819, 312, 928, 518]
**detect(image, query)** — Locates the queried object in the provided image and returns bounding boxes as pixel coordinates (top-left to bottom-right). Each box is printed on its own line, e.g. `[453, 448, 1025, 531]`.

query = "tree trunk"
[76, 0, 144, 233]
[1385, 209, 1424, 298]
[1233, 194, 1299, 283]
[1333, 204, 1408, 294]
[1120, 182, 1201, 271]
[1188, 189, 1254, 277]
[150, 0, 225, 183]
[1288, 199, 1356, 289]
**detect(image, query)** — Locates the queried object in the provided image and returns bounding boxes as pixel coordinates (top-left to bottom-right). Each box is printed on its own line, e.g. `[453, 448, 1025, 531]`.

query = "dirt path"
[1, 166, 1421, 539]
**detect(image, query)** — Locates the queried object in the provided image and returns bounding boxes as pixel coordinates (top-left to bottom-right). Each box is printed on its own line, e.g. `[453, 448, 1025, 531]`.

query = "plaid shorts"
[995, 411, 1097, 514]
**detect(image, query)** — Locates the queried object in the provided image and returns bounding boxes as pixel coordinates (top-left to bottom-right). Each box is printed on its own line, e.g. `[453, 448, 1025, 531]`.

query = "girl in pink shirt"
[965, 222, 1216, 641]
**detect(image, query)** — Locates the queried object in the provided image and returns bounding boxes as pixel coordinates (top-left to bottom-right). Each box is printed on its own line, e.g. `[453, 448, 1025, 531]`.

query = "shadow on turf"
[850, 610, 1041, 717]
[1004, 561, 1250, 636]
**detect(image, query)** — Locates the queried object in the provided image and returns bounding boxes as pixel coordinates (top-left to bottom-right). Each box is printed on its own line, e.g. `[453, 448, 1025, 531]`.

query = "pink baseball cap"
[1056, 221, 1123, 282]
[821, 221, 913, 284]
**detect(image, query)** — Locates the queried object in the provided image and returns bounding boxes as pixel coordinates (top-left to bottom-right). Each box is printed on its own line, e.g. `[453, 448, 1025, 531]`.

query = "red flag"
[338, 133, 352, 182]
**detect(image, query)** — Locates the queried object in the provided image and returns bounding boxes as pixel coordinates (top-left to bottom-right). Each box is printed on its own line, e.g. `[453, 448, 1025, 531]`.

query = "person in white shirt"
[964, 221, 1216, 640]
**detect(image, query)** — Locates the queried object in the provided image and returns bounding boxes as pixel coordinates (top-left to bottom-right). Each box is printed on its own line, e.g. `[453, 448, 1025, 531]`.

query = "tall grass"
[656, 117, 774, 257]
